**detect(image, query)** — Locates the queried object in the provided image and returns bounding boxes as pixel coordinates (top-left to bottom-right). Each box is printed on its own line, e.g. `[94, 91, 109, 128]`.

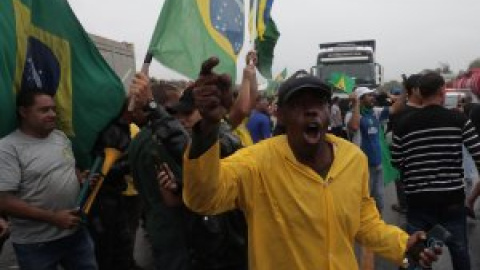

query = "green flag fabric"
[275, 68, 287, 81]
[0, 0, 125, 168]
[380, 125, 400, 185]
[255, 18, 279, 79]
[265, 68, 287, 96]
[328, 72, 355, 94]
[149, 0, 245, 81]
[264, 80, 279, 97]
[0, 0, 19, 137]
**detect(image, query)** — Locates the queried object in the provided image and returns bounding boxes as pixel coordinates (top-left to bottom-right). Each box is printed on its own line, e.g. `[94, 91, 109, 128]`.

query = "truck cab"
[311, 40, 383, 89]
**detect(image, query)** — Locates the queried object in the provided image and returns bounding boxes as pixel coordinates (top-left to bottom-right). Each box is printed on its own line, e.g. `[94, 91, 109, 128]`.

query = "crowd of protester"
[5, 51, 480, 270]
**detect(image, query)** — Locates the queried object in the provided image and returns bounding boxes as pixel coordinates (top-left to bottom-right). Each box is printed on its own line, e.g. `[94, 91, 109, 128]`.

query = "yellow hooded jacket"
[183, 134, 408, 270]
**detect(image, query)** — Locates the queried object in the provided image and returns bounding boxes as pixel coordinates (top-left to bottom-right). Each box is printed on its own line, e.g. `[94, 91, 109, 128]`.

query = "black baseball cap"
[277, 71, 332, 107]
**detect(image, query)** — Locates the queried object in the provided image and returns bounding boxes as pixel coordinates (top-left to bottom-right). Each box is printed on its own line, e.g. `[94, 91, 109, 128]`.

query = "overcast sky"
[68, 0, 480, 84]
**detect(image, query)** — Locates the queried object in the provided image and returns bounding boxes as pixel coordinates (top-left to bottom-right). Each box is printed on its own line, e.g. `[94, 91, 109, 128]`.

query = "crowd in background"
[2, 53, 476, 270]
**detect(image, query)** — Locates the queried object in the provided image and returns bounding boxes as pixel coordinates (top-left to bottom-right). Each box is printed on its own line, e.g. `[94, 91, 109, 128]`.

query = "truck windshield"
[318, 63, 375, 86]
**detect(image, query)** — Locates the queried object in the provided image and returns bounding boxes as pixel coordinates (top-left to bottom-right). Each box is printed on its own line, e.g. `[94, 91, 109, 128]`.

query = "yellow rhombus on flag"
[328, 72, 355, 94]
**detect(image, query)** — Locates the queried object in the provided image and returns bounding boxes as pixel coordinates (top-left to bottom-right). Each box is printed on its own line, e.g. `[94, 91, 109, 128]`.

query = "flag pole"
[82, 148, 123, 214]
[250, 0, 258, 49]
[141, 52, 153, 74]
[247, 0, 259, 68]
[75, 156, 104, 208]
[128, 52, 153, 111]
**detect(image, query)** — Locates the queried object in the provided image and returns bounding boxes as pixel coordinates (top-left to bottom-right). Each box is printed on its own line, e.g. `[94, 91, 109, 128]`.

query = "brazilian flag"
[328, 72, 355, 94]
[274, 68, 287, 81]
[265, 68, 286, 96]
[255, 18, 279, 79]
[148, 0, 245, 82]
[251, 0, 279, 79]
[0, 0, 125, 168]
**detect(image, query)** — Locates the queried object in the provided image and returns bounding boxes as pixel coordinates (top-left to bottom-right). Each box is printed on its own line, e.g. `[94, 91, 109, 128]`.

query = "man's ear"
[276, 106, 285, 125]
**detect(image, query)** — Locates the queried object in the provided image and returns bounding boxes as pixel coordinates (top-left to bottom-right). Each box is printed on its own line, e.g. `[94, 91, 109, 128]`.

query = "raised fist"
[128, 73, 152, 110]
[193, 57, 233, 124]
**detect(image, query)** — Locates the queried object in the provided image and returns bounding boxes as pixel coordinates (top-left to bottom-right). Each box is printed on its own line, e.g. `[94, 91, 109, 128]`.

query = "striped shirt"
[391, 105, 480, 207]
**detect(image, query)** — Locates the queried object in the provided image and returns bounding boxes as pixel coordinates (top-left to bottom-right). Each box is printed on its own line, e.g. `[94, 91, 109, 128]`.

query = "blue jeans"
[369, 165, 384, 213]
[463, 146, 478, 195]
[406, 205, 470, 270]
[394, 178, 408, 210]
[13, 228, 97, 270]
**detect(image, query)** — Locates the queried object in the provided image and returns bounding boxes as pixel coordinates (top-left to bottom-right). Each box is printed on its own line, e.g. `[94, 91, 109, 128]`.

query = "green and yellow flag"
[328, 72, 355, 94]
[149, 0, 245, 81]
[265, 68, 287, 96]
[0, 0, 125, 168]
[379, 125, 400, 185]
[274, 68, 287, 81]
[251, 0, 279, 79]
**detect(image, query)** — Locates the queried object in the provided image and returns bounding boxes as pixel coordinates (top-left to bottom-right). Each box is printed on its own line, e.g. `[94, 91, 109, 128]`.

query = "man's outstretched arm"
[355, 159, 440, 268]
[183, 57, 251, 215]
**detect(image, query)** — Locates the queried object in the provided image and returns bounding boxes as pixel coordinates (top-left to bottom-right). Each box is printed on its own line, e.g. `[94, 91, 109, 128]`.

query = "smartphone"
[406, 224, 451, 264]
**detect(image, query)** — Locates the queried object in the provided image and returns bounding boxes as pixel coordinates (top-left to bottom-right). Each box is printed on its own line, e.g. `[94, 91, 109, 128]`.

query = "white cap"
[355, 87, 375, 98]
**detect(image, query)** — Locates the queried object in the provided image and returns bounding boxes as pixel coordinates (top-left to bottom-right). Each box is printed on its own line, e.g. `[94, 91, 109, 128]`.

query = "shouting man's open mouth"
[303, 122, 323, 144]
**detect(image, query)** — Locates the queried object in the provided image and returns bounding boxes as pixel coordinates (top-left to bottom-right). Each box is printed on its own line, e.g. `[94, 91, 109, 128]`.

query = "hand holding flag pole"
[128, 53, 153, 111]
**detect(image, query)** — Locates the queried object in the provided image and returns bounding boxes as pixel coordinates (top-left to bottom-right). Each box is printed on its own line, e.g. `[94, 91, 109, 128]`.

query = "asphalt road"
[1, 183, 479, 270]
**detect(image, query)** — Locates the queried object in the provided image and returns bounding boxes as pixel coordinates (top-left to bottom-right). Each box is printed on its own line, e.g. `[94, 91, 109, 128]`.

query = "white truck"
[311, 40, 383, 90]
[89, 34, 136, 92]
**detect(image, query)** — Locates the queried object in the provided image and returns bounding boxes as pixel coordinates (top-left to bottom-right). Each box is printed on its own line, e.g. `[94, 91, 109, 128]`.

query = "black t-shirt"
[389, 104, 420, 135]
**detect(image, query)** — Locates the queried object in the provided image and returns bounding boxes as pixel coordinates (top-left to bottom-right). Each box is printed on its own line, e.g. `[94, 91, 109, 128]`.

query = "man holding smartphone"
[182, 58, 440, 270]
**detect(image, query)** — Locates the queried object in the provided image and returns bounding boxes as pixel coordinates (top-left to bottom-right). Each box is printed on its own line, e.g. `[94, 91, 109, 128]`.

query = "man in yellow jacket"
[181, 59, 439, 270]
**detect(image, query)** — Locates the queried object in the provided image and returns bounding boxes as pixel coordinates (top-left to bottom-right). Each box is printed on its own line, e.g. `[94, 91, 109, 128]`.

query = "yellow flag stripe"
[13, 0, 28, 96]
[196, 0, 238, 60]
[257, 0, 268, 40]
[13, 0, 74, 136]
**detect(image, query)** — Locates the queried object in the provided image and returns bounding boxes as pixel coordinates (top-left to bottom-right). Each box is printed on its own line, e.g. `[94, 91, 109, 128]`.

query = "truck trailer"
[444, 68, 480, 108]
